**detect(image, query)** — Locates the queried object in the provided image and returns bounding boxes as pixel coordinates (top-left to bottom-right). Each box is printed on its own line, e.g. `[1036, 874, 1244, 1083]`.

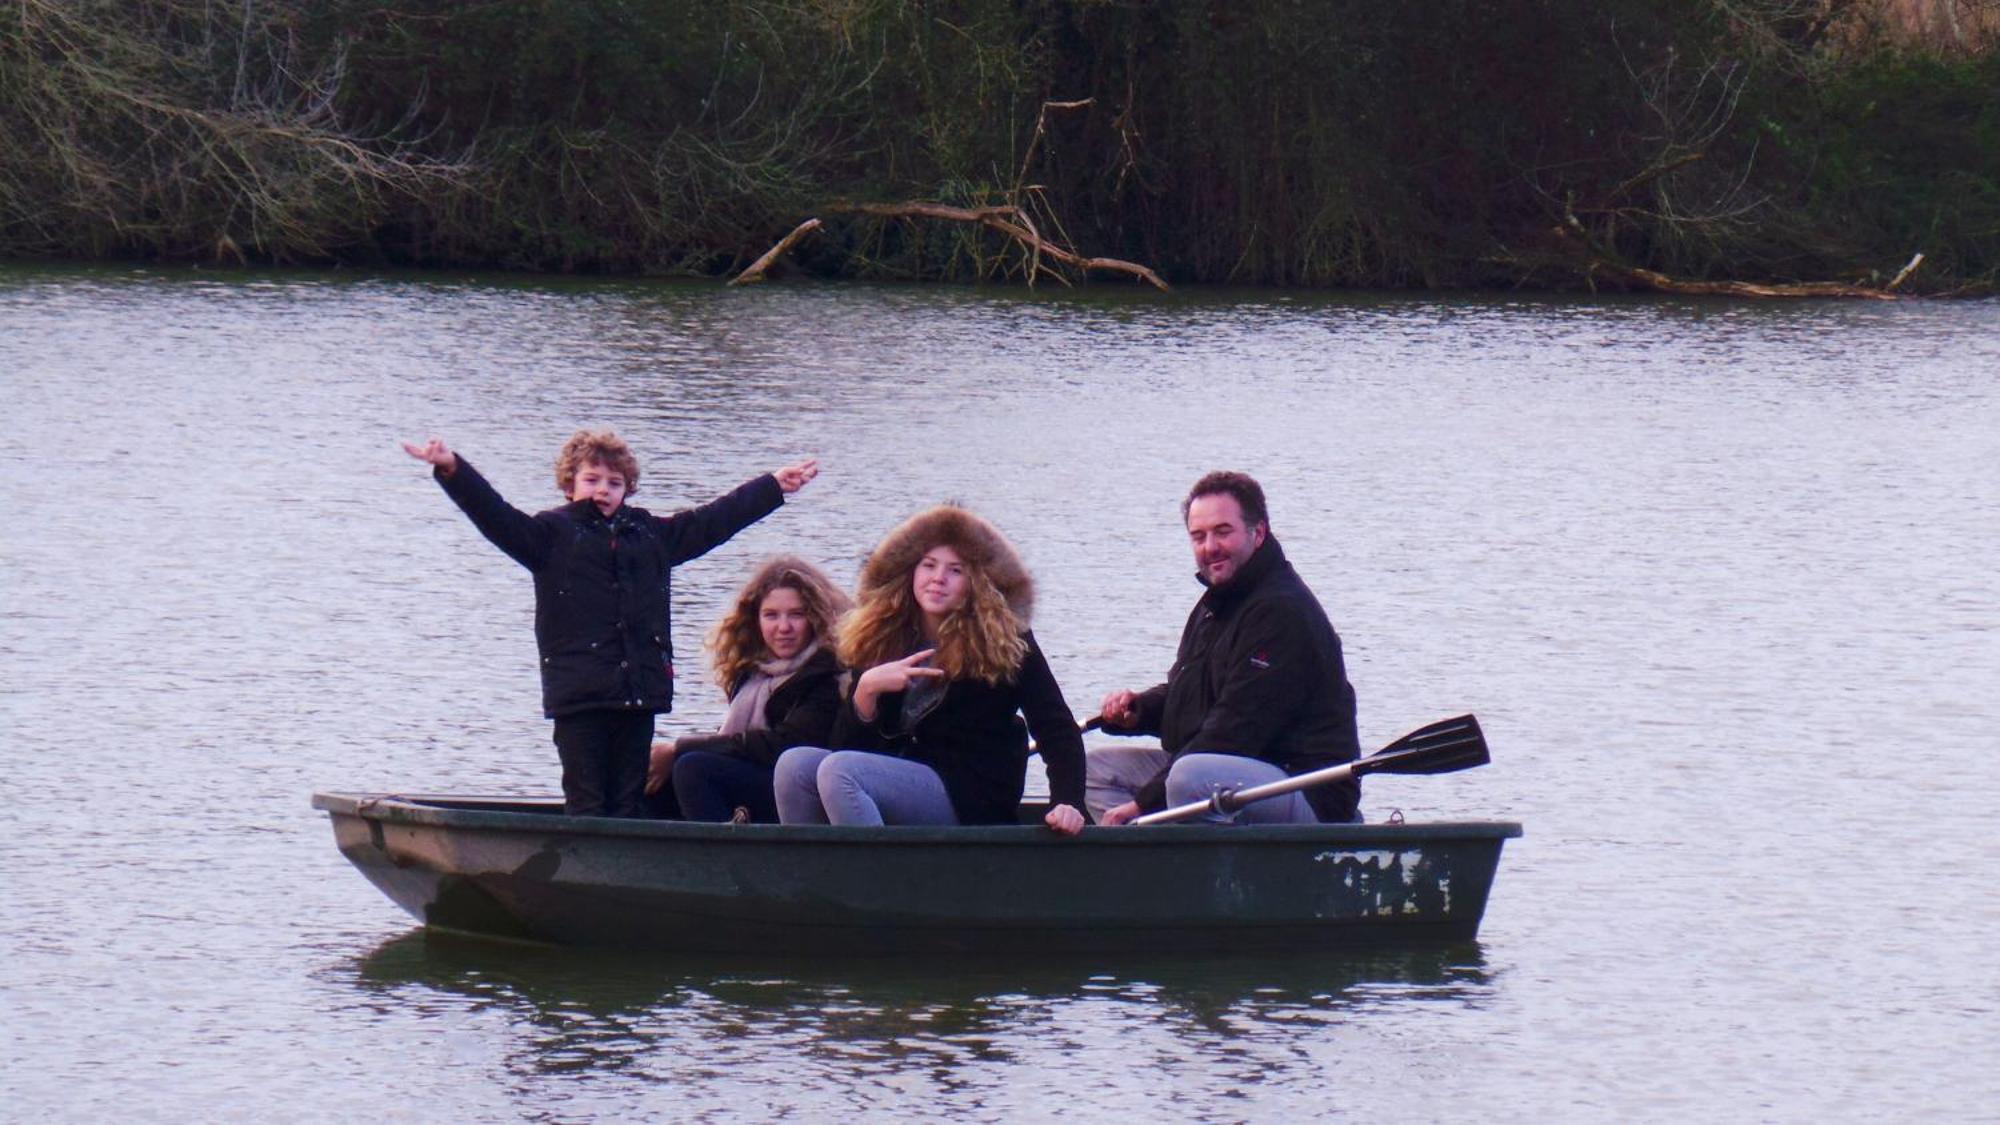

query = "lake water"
[2, 263, 1996, 1121]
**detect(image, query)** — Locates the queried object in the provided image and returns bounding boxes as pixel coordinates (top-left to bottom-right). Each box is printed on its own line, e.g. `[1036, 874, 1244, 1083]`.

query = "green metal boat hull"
[313, 793, 1521, 953]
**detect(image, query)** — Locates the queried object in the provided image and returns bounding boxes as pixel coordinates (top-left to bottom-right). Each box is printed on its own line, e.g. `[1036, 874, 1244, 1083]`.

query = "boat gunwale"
[312, 791, 1524, 845]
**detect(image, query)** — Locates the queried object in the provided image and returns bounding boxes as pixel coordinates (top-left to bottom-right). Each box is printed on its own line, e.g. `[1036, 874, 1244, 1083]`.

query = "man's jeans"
[1085, 745, 1331, 823]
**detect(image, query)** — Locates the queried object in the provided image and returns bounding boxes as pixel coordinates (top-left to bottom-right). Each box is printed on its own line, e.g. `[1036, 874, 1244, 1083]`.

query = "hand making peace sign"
[851, 648, 946, 722]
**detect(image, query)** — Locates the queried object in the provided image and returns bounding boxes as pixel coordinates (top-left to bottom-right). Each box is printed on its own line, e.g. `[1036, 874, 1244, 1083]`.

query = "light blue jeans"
[1086, 745, 1347, 824]
[773, 747, 960, 826]
[1164, 753, 1321, 824]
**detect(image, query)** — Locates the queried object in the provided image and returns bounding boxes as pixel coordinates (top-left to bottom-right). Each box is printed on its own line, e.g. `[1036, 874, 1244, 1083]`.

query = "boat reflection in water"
[344, 927, 1497, 1042]
[315, 793, 1521, 954]
[334, 928, 1495, 1114]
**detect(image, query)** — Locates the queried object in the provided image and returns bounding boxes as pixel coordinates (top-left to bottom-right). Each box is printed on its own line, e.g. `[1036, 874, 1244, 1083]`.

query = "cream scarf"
[718, 641, 821, 735]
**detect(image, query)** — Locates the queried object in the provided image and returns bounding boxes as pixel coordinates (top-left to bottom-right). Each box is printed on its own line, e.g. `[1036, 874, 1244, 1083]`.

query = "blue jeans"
[1164, 753, 1329, 825]
[671, 750, 779, 823]
[773, 747, 959, 826]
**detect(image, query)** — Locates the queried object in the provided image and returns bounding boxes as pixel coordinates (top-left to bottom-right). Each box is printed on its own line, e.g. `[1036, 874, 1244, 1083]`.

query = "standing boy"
[403, 430, 818, 817]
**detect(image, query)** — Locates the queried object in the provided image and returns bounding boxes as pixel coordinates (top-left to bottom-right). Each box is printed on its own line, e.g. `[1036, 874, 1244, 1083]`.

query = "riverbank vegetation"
[3, 0, 1995, 291]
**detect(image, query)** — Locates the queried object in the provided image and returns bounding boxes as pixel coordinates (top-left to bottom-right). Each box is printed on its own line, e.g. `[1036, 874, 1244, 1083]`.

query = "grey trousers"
[1083, 744, 1172, 821]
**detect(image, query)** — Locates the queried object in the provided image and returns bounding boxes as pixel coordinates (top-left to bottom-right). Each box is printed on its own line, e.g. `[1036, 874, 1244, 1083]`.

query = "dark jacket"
[830, 631, 1087, 826]
[674, 647, 844, 768]
[435, 457, 784, 718]
[1127, 535, 1361, 822]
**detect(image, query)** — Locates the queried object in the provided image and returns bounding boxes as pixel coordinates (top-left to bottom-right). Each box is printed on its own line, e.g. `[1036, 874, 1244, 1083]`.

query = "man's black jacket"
[1127, 535, 1361, 821]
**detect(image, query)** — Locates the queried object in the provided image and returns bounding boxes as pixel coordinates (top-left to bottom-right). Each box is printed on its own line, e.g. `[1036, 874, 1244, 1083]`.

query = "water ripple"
[3, 266, 1997, 1119]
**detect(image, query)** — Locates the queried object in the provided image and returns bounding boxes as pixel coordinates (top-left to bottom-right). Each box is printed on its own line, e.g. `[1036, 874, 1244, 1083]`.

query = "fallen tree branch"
[1588, 261, 1901, 298]
[729, 217, 821, 285]
[1552, 220, 1910, 300]
[1015, 98, 1093, 200]
[1605, 151, 1707, 206]
[1884, 251, 1925, 291]
[826, 199, 1169, 290]
[832, 200, 1025, 225]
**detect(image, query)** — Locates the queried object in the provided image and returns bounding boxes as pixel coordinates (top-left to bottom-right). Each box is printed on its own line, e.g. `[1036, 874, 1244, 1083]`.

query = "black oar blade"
[1355, 714, 1489, 777]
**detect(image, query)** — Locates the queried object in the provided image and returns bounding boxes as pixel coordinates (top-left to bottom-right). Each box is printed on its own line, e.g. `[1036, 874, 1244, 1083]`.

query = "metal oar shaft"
[1121, 715, 1488, 826]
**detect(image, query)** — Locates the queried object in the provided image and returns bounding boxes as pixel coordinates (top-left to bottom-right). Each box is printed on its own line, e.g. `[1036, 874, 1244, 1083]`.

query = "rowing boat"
[313, 792, 1520, 953]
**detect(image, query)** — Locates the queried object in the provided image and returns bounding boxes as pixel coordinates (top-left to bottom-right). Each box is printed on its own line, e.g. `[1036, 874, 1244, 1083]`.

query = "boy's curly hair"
[554, 429, 642, 496]
[707, 556, 852, 692]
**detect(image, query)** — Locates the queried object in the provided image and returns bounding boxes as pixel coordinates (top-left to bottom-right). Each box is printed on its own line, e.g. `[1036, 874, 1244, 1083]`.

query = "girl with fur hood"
[643, 556, 851, 823]
[772, 507, 1089, 834]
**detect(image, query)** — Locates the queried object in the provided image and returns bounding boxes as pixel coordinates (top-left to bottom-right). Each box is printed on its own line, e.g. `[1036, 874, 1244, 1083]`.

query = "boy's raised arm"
[403, 437, 551, 571]
[657, 456, 816, 566]
[773, 458, 818, 493]
[402, 437, 459, 476]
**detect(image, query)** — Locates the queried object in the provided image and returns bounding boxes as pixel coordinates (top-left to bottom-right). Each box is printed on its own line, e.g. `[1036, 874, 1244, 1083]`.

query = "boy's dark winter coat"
[436, 458, 783, 717]
[1128, 535, 1362, 822]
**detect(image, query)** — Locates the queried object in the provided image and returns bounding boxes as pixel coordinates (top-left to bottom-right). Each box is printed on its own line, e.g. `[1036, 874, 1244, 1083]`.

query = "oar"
[1129, 714, 1489, 826]
[1030, 714, 1104, 759]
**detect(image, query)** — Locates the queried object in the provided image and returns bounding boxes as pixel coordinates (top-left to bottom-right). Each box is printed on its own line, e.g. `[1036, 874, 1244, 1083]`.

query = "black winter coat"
[1128, 535, 1362, 822]
[435, 457, 784, 718]
[674, 647, 844, 768]
[830, 631, 1087, 825]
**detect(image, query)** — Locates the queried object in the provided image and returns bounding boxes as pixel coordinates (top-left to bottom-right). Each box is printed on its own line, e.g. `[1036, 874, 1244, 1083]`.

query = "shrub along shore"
[3, 0, 1995, 292]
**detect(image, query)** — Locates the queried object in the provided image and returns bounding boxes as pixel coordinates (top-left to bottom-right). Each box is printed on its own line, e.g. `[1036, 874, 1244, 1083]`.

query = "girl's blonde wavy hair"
[706, 556, 852, 692]
[838, 507, 1033, 685]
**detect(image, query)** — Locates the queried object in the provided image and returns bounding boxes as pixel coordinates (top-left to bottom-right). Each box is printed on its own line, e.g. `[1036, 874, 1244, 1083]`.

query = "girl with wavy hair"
[773, 506, 1088, 834]
[644, 556, 850, 822]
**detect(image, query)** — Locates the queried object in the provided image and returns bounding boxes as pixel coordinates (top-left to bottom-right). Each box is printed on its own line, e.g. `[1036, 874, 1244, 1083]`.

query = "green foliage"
[0, 0, 441, 262]
[1, 0, 1994, 288]
[1802, 50, 2000, 283]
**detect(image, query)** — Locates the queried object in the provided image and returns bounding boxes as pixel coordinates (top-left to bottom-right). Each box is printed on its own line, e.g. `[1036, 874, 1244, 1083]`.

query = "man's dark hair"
[1182, 470, 1269, 530]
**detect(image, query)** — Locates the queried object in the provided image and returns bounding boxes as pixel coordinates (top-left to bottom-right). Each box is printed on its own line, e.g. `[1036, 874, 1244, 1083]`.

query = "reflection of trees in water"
[336, 931, 1493, 1104]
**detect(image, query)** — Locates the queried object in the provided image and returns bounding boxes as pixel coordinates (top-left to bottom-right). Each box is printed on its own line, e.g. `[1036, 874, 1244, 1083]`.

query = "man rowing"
[1087, 471, 1364, 825]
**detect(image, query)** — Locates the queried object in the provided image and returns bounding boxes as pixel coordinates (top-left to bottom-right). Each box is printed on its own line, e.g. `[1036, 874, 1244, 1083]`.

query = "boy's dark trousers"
[552, 710, 655, 817]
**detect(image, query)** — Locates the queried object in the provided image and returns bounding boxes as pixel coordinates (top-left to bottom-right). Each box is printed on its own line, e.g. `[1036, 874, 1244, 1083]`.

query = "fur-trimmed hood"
[859, 505, 1035, 625]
